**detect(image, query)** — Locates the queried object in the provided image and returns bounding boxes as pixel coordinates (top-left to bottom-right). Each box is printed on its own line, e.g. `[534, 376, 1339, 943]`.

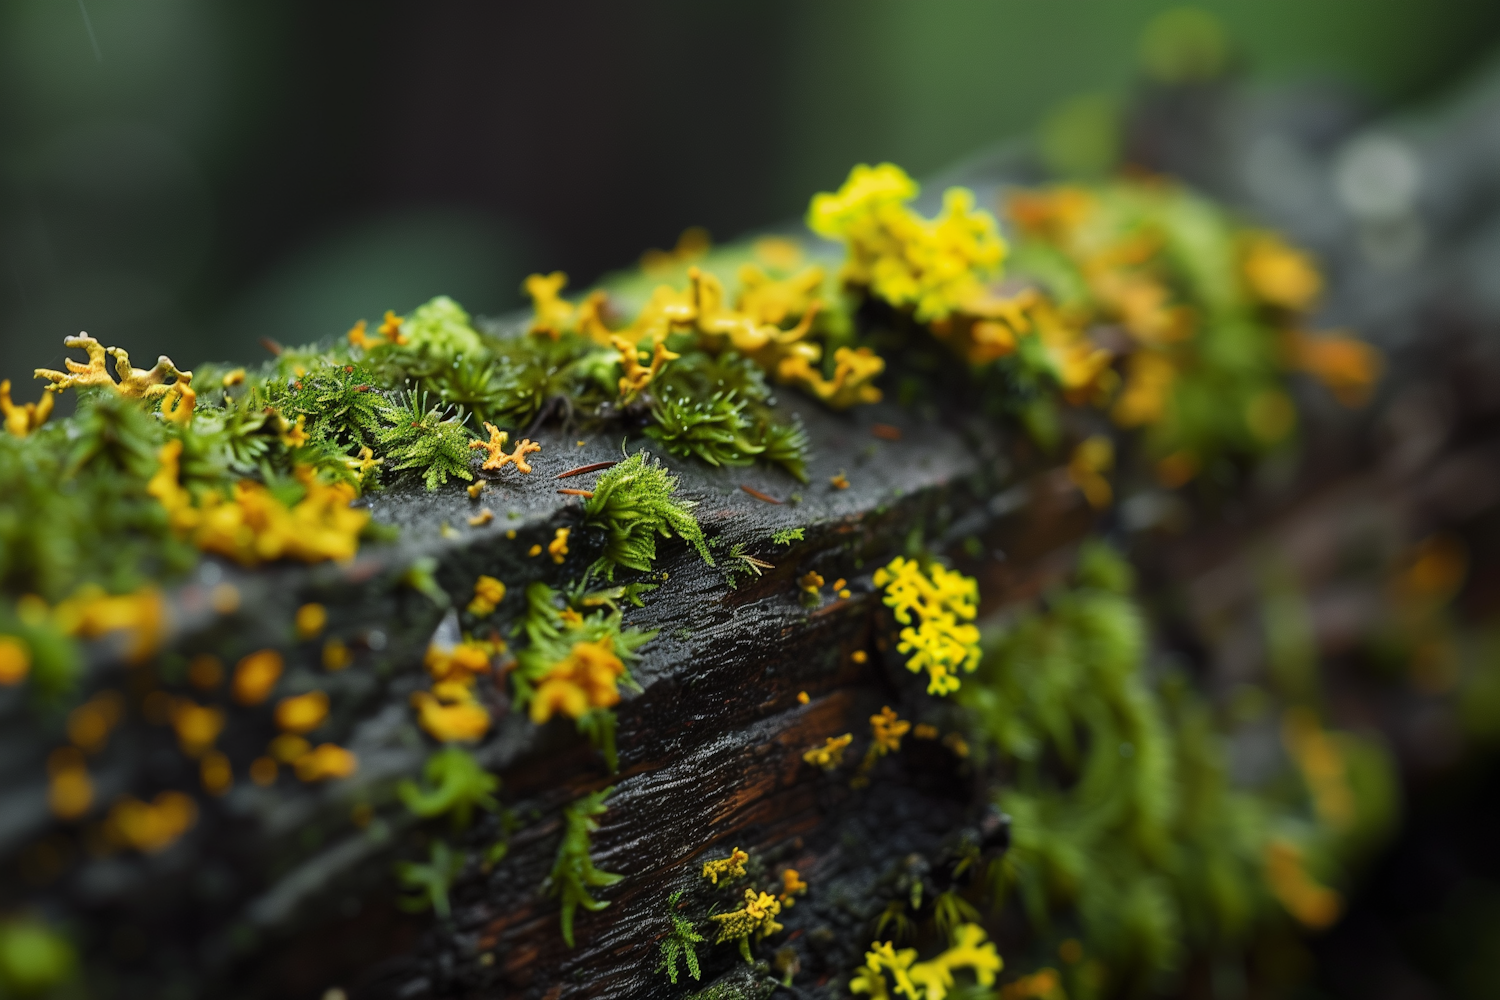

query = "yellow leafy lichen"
[51, 584, 166, 665]
[872, 557, 981, 696]
[701, 847, 749, 885]
[1283, 329, 1382, 408]
[711, 888, 783, 960]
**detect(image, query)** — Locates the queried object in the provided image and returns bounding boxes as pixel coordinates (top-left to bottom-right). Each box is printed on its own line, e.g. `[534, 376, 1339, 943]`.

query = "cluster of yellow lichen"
[873, 557, 981, 695]
[412, 639, 498, 742]
[524, 263, 883, 411]
[148, 442, 369, 565]
[850, 923, 1003, 1000]
[530, 636, 626, 723]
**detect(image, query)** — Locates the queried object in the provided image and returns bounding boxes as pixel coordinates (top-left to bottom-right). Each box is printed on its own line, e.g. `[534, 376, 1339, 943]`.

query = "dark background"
[4, 0, 1500, 380]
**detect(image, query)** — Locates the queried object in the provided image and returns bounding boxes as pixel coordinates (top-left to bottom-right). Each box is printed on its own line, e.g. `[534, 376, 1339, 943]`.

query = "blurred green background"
[2, 0, 1498, 382]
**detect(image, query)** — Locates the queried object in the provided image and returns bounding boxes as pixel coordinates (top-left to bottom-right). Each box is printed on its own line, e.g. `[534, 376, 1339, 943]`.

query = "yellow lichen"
[711, 888, 783, 957]
[149, 442, 369, 565]
[468, 575, 506, 616]
[295, 603, 327, 640]
[870, 707, 911, 755]
[872, 557, 981, 696]
[106, 791, 197, 853]
[233, 649, 284, 706]
[275, 691, 330, 734]
[322, 637, 352, 671]
[1242, 234, 1322, 311]
[851, 923, 1002, 1000]
[612, 335, 679, 399]
[47, 747, 92, 820]
[701, 847, 749, 885]
[0, 380, 55, 437]
[470, 423, 542, 473]
[1067, 435, 1114, 509]
[525, 271, 575, 338]
[34, 335, 193, 399]
[1284, 329, 1382, 407]
[1264, 839, 1342, 930]
[802, 733, 853, 771]
[1281, 707, 1355, 832]
[807, 163, 1006, 324]
[293, 743, 359, 781]
[52, 585, 166, 665]
[530, 636, 624, 723]
[548, 527, 571, 565]
[0, 635, 30, 685]
[424, 641, 495, 683]
[411, 686, 491, 742]
[778, 868, 808, 906]
[170, 699, 225, 757]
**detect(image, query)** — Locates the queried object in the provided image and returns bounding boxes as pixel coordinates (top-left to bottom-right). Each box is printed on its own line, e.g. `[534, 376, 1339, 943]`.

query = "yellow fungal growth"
[106, 791, 197, 853]
[530, 636, 625, 723]
[295, 603, 327, 640]
[872, 557, 981, 696]
[52, 584, 166, 665]
[470, 423, 542, 473]
[222, 368, 246, 387]
[343, 445, 383, 481]
[549, 527, 571, 564]
[160, 381, 195, 426]
[377, 310, 408, 345]
[1281, 707, 1356, 832]
[275, 691, 330, 734]
[612, 335, 680, 399]
[1242, 234, 1322, 311]
[47, 747, 92, 820]
[777, 345, 884, 409]
[701, 847, 749, 885]
[425, 641, 495, 683]
[411, 687, 491, 742]
[0, 636, 30, 685]
[468, 575, 506, 616]
[1264, 839, 1342, 929]
[0, 380, 55, 436]
[778, 868, 808, 906]
[850, 923, 1002, 1000]
[1067, 435, 1115, 509]
[293, 743, 358, 781]
[170, 699, 226, 757]
[149, 443, 369, 565]
[736, 263, 825, 326]
[808, 163, 1006, 324]
[1284, 329, 1382, 407]
[802, 733, 853, 771]
[870, 707, 911, 755]
[525, 271, 575, 338]
[322, 637, 352, 671]
[711, 889, 783, 959]
[34, 335, 193, 399]
[233, 649, 284, 706]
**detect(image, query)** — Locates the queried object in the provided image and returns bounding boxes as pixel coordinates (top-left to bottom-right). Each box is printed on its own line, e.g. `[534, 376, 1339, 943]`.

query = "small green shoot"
[771, 527, 805, 547]
[548, 787, 624, 947]
[656, 890, 706, 984]
[398, 746, 499, 830]
[395, 840, 465, 919]
[582, 451, 713, 579]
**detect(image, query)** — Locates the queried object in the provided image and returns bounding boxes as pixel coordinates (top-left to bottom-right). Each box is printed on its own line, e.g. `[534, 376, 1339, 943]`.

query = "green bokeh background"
[1, 0, 1496, 380]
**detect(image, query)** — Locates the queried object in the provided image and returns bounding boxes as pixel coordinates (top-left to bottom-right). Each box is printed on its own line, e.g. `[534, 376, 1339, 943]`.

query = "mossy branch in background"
[582, 451, 713, 579]
[548, 787, 623, 948]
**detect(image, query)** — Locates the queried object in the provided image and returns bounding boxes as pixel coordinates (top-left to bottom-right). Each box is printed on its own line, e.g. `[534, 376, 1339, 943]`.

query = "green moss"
[548, 788, 624, 948]
[394, 840, 465, 919]
[656, 889, 706, 984]
[375, 390, 474, 490]
[0, 917, 77, 995]
[398, 746, 499, 830]
[582, 451, 713, 580]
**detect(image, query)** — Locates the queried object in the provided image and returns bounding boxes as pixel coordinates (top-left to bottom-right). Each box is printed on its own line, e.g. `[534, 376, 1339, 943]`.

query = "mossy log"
[6, 61, 1500, 1000]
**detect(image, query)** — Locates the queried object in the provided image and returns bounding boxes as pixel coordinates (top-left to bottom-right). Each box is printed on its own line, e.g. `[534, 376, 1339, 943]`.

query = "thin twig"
[740, 485, 782, 505]
[557, 488, 594, 498]
[556, 461, 618, 479]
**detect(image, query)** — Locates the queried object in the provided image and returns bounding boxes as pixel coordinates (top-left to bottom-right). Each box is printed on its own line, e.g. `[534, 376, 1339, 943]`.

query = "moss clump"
[582, 451, 713, 580]
[398, 746, 499, 830]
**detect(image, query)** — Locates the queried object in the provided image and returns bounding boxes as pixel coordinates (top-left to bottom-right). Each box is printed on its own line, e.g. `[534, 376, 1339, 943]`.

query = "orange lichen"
[468, 575, 506, 616]
[52, 584, 166, 664]
[0, 636, 30, 685]
[612, 335, 679, 399]
[275, 691, 330, 734]
[1284, 330, 1382, 407]
[0, 380, 55, 436]
[470, 423, 542, 473]
[548, 527, 571, 565]
[779, 868, 809, 906]
[411, 687, 491, 742]
[525, 272, 575, 338]
[233, 649, 284, 706]
[530, 636, 625, 723]
[468, 508, 494, 527]
[293, 743, 358, 782]
[425, 641, 495, 683]
[106, 791, 197, 853]
[295, 603, 327, 640]
[1264, 839, 1342, 929]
